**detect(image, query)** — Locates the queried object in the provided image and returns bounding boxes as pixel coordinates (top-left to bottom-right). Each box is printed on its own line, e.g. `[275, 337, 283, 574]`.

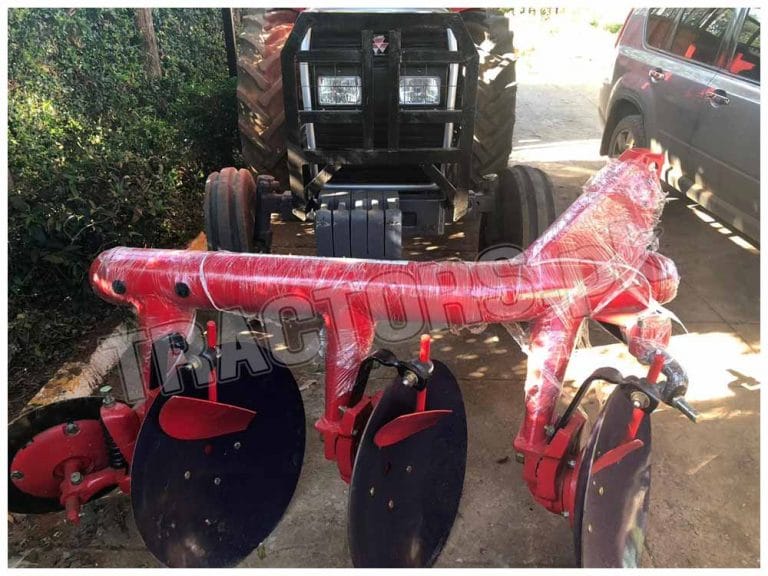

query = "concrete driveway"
[8, 12, 760, 569]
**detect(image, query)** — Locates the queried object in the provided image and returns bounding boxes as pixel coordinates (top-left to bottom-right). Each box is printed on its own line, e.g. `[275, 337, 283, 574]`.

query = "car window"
[728, 8, 760, 82]
[669, 8, 736, 66]
[646, 8, 680, 50]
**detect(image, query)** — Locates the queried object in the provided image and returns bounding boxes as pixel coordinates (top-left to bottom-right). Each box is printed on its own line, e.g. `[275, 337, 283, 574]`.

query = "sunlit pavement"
[8, 15, 760, 569]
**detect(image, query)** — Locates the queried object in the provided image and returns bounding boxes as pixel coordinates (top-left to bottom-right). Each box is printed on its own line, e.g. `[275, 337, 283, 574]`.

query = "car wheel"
[609, 114, 647, 158]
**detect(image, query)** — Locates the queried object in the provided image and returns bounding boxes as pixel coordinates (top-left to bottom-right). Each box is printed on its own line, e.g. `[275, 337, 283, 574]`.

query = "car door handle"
[648, 68, 664, 83]
[705, 89, 730, 107]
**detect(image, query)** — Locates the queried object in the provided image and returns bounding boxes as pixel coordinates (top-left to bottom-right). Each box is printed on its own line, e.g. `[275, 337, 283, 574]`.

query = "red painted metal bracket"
[158, 396, 256, 441]
[59, 464, 128, 524]
[319, 392, 379, 483]
[101, 402, 140, 463]
[521, 412, 585, 516]
[373, 409, 452, 448]
[591, 438, 644, 475]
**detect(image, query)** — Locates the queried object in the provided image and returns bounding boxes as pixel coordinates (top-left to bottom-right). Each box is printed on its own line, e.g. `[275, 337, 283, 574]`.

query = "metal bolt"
[561, 510, 569, 518]
[598, 486, 604, 496]
[233, 441, 241, 450]
[514, 452, 525, 464]
[406, 465, 413, 474]
[10, 470, 24, 481]
[70, 471, 83, 485]
[401, 371, 419, 387]
[214, 477, 222, 486]
[567, 459, 576, 469]
[630, 391, 650, 409]
[544, 425, 555, 437]
[64, 422, 80, 435]
[100, 385, 115, 407]
[388, 499, 395, 510]
[184, 470, 191, 480]
[587, 523, 593, 533]
[369, 486, 375, 497]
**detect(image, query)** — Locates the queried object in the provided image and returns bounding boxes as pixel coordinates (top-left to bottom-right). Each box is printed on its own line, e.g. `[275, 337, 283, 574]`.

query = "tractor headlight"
[399, 76, 441, 106]
[318, 75, 361, 106]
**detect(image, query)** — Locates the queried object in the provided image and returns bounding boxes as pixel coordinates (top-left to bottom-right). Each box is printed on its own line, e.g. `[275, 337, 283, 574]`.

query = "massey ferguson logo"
[372, 34, 389, 55]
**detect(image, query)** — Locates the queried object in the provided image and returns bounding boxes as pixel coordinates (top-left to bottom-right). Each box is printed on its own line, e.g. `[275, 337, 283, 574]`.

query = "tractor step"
[316, 191, 402, 259]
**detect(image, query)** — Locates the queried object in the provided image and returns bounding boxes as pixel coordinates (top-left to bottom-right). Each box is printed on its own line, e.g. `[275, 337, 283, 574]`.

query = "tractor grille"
[309, 28, 452, 149]
[281, 11, 479, 200]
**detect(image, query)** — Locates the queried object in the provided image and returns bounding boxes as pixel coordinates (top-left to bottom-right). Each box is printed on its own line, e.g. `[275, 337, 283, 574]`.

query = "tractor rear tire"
[462, 9, 517, 185]
[237, 9, 298, 186]
[477, 165, 556, 258]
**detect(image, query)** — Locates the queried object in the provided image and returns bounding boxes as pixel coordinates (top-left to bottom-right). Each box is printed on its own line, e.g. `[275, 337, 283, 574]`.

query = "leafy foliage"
[8, 9, 240, 374]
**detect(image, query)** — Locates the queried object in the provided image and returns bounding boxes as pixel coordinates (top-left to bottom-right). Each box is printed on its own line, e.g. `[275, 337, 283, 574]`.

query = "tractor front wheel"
[204, 168, 273, 253]
[477, 164, 556, 258]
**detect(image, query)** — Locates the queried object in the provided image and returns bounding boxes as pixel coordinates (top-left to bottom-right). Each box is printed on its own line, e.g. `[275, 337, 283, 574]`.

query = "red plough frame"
[10, 150, 695, 566]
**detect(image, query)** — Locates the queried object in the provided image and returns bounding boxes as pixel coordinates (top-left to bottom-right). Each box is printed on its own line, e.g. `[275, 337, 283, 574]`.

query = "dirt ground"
[8, 11, 761, 569]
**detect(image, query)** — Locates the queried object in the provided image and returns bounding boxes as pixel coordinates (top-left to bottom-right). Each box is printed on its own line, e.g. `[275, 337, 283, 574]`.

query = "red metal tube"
[91, 250, 672, 402]
[416, 334, 431, 412]
[419, 334, 431, 363]
[646, 351, 666, 384]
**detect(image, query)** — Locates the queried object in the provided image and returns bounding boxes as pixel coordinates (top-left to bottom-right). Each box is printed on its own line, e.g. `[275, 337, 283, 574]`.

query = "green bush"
[8, 9, 240, 376]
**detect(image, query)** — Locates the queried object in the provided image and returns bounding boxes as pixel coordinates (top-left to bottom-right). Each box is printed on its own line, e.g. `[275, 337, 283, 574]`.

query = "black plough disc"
[131, 357, 305, 568]
[573, 387, 652, 568]
[9, 397, 108, 514]
[348, 360, 467, 568]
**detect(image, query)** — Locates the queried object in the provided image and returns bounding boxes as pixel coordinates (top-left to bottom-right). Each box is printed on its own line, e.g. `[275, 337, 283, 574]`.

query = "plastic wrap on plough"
[499, 154, 675, 441]
[90, 153, 678, 445]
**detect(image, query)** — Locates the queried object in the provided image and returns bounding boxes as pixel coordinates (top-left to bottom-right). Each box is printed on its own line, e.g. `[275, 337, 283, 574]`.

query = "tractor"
[205, 8, 554, 259]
